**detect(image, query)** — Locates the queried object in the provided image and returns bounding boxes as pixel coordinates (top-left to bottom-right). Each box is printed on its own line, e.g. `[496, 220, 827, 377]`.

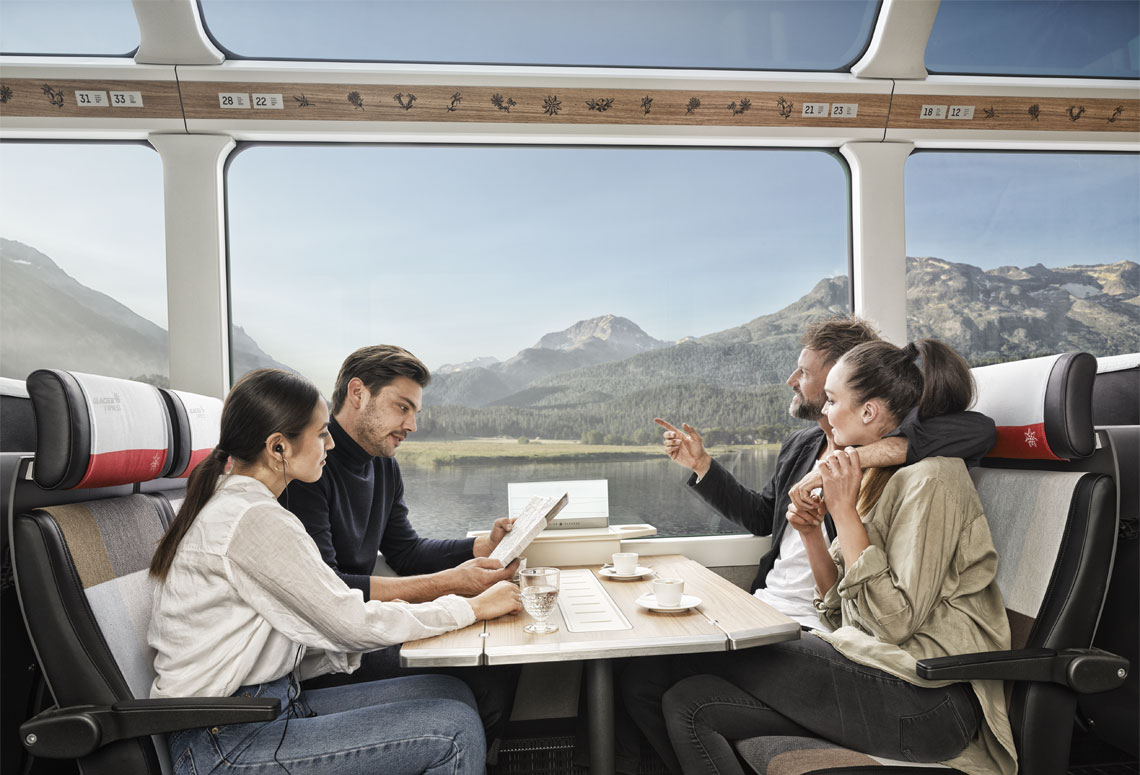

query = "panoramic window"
[227, 146, 850, 538]
[0, 0, 138, 56]
[927, 0, 1139, 79]
[905, 152, 1140, 364]
[200, 0, 880, 70]
[0, 143, 167, 385]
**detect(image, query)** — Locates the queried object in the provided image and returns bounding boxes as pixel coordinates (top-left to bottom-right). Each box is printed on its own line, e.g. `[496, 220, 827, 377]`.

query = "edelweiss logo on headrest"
[148, 451, 162, 474]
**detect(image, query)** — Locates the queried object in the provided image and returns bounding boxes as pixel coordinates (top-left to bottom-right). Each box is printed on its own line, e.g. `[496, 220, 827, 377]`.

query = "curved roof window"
[0, 0, 137, 56]
[926, 0, 1138, 79]
[198, 0, 880, 70]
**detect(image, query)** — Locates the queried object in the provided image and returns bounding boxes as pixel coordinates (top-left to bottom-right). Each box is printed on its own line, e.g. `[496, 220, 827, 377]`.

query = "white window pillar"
[150, 134, 235, 397]
[851, 0, 940, 80]
[132, 0, 224, 65]
[840, 141, 913, 345]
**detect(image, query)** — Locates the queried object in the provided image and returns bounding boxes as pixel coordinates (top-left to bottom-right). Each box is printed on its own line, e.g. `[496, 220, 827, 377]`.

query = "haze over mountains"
[0, 239, 288, 384]
[428, 314, 670, 407]
[2, 237, 1135, 440]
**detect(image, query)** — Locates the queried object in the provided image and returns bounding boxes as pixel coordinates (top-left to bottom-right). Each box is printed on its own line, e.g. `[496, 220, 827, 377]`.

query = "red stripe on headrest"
[76, 449, 170, 489]
[987, 423, 1062, 461]
[180, 448, 212, 478]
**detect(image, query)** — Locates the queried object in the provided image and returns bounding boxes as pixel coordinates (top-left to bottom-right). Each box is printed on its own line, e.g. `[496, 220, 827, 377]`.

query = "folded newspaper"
[489, 492, 570, 566]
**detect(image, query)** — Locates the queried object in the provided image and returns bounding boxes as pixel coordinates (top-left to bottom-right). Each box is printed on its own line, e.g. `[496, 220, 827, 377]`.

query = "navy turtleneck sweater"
[284, 418, 476, 600]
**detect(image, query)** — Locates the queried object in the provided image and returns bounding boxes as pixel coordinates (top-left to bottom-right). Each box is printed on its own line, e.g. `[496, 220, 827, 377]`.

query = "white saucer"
[635, 592, 702, 612]
[599, 566, 653, 581]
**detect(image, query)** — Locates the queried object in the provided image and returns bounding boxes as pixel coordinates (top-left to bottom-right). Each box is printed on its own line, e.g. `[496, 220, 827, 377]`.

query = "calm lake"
[399, 447, 781, 539]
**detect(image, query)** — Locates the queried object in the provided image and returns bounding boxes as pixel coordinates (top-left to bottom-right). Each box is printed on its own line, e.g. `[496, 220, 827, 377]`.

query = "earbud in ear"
[275, 444, 284, 454]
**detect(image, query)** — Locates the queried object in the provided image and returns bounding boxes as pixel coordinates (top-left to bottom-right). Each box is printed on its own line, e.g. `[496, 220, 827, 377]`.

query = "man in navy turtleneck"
[285, 344, 519, 751]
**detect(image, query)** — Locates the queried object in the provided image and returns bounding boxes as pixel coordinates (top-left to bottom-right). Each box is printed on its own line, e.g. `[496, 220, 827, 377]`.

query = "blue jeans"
[167, 673, 485, 775]
[302, 644, 519, 750]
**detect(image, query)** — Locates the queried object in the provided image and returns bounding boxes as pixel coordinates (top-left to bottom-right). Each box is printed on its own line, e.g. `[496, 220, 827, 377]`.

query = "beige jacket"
[814, 457, 1017, 775]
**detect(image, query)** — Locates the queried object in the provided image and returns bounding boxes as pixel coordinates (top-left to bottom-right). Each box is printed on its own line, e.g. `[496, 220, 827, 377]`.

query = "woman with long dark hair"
[660, 340, 1016, 775]
[148, 368, 520, 775]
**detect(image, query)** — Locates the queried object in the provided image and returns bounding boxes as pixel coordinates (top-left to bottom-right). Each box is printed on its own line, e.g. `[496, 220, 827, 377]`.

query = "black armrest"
[21, 696, 281, 759]
[916, 647, 1128, 694]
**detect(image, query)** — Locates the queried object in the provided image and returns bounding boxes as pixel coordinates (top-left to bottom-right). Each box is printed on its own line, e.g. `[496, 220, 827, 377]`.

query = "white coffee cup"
[612, 552, 638, 575]
[652, 577, 685, 607]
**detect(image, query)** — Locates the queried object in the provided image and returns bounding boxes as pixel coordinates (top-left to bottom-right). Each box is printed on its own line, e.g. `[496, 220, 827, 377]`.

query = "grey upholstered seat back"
[971, 469, 1095, 651]
[44, 496, 167, 698]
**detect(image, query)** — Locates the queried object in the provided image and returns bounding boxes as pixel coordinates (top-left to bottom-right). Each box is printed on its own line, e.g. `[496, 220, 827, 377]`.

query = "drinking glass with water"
[520, 567, 560, 634]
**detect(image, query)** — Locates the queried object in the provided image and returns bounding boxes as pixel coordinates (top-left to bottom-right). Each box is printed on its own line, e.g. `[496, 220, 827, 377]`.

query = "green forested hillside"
[470, 338, 799, 412]
[419, 381, 802, 443]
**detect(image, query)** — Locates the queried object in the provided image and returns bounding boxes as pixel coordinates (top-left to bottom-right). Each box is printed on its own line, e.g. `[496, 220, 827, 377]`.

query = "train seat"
[0, 377, 40, 775]
[733, 352, 1128, 775]
[12, 370, 276, 775]
[1078, 353, 1139, 757]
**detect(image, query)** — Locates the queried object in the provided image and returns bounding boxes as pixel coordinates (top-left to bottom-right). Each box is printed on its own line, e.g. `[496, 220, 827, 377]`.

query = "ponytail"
[841, 338, 973, 423]
[149, 369, 320, 581]
[149, 447, 228, 579]
[912, 339, 974, 420]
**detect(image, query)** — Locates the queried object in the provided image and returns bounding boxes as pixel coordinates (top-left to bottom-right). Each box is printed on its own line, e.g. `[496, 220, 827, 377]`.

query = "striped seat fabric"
[16, 495, 175, 771]
[735, 735, 948, 774]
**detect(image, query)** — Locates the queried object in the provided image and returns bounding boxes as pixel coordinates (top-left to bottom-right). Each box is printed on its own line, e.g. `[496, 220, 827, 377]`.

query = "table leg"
[585, 658, 615, 775]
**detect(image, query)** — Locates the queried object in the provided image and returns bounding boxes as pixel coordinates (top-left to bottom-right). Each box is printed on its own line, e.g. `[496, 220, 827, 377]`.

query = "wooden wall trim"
[177, 81, 890, 128]
[0, 78, 182, 119]
[2, 73, 1137, 138]
[887, 95, 1138, 133]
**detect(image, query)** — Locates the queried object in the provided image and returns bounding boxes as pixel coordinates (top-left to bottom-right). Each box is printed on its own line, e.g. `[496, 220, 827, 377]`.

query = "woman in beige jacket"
[661, 339, 1015, 775]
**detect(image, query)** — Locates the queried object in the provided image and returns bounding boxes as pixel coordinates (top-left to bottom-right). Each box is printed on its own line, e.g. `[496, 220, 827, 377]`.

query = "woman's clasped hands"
[785, 446, 864, 533]
[817, 446, 863, 515]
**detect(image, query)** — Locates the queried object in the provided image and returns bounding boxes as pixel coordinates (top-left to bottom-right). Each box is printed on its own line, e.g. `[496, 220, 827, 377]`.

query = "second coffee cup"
[652, 577, 685, 607]
[612, 552, 638, 575]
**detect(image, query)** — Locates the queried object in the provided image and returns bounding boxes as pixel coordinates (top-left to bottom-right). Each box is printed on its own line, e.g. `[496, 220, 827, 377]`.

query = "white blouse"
[148, 474, 475, 699]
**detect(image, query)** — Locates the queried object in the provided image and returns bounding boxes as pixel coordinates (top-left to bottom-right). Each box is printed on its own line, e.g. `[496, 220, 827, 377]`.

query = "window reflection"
[199, 0, 880, 70]
[0, 0, 137, 56]
[927, 0, 1139, 79]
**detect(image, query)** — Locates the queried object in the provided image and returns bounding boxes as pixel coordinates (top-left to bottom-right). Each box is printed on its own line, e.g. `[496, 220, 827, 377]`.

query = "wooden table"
[401, 555, 800, 775]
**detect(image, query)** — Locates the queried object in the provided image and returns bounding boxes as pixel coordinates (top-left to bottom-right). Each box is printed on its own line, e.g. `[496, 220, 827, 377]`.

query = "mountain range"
[0, 238, 289, 385]
[2, 236, 1135, 441]
[418, 256, 1135, 439]
[427, 314, 670, 406]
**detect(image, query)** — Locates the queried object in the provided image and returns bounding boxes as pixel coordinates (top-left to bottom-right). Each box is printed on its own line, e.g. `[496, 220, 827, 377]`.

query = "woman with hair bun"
[148, 368, 520, 775]
[660, 340, 1016, 775]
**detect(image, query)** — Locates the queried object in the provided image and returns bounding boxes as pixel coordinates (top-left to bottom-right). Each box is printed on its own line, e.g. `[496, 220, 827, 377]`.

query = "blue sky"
[223, 146, 849, 382]
[3, 0, 1135, 77]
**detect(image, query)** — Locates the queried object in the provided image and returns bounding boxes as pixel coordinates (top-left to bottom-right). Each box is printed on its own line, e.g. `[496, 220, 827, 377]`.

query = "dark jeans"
[302, 645, 519, 750]
[623, 633, 981, 775]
